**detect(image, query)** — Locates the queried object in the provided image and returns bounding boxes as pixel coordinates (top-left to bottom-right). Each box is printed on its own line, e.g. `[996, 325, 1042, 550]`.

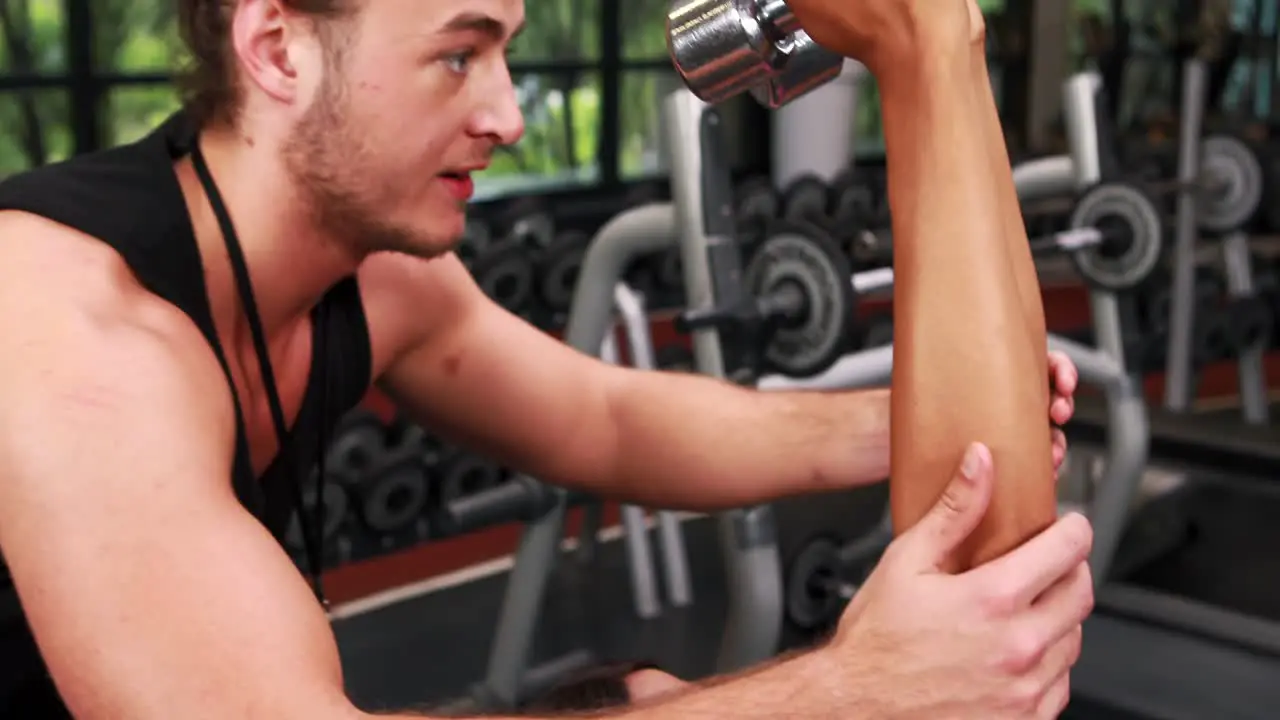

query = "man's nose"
[473, 73, 525, 147]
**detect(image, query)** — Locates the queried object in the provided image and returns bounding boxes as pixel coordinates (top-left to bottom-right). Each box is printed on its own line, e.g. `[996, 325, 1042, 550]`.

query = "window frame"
[2, 0, 1035, 195]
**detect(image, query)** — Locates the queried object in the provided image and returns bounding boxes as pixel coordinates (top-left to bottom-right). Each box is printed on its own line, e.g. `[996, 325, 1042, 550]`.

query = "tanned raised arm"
[879, 9, 1057, 568]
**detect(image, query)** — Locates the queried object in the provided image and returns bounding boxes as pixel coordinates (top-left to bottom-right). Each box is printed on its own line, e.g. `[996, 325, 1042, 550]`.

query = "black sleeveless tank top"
[0, 112, 374, 714]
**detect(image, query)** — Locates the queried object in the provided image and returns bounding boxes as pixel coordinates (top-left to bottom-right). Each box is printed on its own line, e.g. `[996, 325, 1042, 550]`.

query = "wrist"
[876, 41, 980, 110]
[822, 389, 890, 489]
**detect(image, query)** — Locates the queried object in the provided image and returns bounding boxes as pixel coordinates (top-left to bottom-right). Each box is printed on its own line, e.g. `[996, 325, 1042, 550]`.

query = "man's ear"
[231, 0, 307, 105]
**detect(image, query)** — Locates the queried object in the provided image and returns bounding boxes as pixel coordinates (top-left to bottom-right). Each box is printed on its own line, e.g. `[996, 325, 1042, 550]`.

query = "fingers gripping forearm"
[882, 46, 1056, 571]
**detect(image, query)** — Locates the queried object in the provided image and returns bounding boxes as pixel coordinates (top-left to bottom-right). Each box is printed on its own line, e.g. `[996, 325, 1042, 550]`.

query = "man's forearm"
[591, 370, 889, 510]
[369, 648, 845, 719]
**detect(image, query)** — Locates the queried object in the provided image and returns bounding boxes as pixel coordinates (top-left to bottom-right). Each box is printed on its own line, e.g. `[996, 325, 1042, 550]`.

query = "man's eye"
[444, 50, 476, 73]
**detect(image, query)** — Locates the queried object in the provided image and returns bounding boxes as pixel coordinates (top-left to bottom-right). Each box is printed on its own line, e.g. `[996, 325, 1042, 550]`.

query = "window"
[0, 89, 70, 178]
[103, 83, 181, 147]
[618, 69, 674, 179]
[475, 72, 602, 200]
[509, 0, 601, 63]
[5, 0, 779, 195]
[93, 2, 184, 74]
[620, 0, 670, 61]
[0, 0, 67, 75]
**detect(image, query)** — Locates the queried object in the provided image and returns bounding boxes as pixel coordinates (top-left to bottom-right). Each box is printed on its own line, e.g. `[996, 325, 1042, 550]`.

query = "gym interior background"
[4, 0, 1280, 718]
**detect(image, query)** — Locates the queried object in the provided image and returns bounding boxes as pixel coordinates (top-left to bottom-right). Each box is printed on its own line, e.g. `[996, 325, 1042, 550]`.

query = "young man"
[0, 0, 1091, 717]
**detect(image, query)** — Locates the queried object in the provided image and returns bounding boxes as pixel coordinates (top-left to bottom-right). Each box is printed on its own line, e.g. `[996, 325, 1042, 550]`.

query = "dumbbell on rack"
[1136, 134, 1265, 235]
[1026, 182, 1165, 291]
[284, 473, 355, 572]
[674, 220, 856, 379]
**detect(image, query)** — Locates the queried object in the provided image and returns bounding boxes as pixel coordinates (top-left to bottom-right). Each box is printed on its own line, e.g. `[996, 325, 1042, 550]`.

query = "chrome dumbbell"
[666, 0, 844, 108]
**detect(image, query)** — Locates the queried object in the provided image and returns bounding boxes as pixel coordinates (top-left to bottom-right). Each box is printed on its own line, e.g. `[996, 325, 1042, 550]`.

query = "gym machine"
[666, 4, 1280, 713]
[1054, 59, 1280, 720]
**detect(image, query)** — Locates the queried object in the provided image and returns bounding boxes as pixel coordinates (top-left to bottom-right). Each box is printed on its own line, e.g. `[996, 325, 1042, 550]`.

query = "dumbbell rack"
[1163, 58, 1272, 425]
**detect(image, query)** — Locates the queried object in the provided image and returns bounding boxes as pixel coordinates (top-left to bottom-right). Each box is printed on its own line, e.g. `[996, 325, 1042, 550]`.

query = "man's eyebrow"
[439, 12, 526, 41]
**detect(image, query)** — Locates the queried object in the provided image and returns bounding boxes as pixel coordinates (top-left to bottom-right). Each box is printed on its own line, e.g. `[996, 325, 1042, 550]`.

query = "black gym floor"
[333, 456, 1280, 719]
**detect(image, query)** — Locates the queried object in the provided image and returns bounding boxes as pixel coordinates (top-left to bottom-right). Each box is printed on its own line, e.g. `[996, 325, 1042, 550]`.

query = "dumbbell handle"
[756, 0, 801, 34]
[436, 476, 556, 536]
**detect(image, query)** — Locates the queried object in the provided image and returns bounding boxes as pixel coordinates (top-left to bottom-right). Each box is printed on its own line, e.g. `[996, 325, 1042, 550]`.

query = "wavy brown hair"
[176, 0, 357, 128]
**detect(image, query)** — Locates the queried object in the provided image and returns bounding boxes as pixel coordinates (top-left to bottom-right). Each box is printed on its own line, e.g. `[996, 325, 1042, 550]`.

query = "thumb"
[900, 442, 994, 571]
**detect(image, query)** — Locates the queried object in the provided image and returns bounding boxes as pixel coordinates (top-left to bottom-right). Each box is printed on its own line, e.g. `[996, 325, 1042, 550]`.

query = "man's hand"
[1048, 350, 1078, 478]
[828, 443, 1093, 719]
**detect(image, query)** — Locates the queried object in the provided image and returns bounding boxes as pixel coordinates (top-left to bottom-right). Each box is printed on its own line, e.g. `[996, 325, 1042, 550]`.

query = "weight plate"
[785, 535, 845, 630]
[1226, 296, 1274, 351]
[1193, 305, 1233, 367]
[472, 241, 535, 313]
[458, 218, 492, 268]
[831, 182, 875, 224]
[285, 481, 350, 550]
[325, 412, 387, 485]
[782, 175, 831, 224]
[395, 423, 448, 466]
[735, 176, 780, 227]
[361, 458, 429, 533]
[538, 231, 589, 312]
[510, 212, 556, 249]
[746, 220, 855, 377]
[1198, 135, 1264, 234]
[438, 451, 505, 504]
[1068, 183, 1164, 291]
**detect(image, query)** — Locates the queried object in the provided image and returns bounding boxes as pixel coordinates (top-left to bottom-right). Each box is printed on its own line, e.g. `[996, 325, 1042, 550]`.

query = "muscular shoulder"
[0, 210, 234, 437]
[356, 251, 483, 375]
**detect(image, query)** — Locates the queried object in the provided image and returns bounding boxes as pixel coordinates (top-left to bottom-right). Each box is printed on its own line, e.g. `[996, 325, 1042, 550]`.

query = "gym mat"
[335, 496, 1164, 717]
[335, 488, 888, 710]
[334, 515, 732, 712]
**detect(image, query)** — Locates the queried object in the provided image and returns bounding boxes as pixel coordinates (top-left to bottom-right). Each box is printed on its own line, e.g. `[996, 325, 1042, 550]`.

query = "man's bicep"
[0, 307, 349, 718]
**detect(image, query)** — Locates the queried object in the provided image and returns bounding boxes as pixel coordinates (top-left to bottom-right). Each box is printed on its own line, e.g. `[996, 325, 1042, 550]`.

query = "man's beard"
[280, 75, 450, 261]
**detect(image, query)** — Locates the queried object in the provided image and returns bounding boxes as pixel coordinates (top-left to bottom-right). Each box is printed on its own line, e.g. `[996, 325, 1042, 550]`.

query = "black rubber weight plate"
[746, 220, 854, 377]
